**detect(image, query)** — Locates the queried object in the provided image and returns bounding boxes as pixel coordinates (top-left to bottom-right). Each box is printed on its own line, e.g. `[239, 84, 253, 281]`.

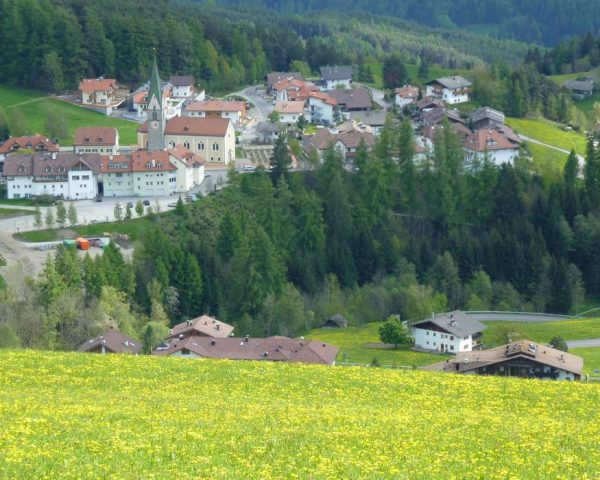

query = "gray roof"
[170, 75, 195, 87]
[429, 76, 472, 89]
[349, 110, 387, 126]
[412, 311, 486, 337]
[320, 65, 353, 81]
[470, 107, 505, 125]
[563, 79, 594, 92]
[327, 88, 371, 110]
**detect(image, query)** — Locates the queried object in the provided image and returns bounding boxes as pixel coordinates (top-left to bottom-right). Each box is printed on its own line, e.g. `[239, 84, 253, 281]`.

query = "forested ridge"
[214, 0, 600, 46]
[0, 0, 527, 92]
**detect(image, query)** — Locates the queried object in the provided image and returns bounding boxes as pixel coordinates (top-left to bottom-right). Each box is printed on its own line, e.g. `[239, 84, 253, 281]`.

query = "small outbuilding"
[321, 314, 348, 329]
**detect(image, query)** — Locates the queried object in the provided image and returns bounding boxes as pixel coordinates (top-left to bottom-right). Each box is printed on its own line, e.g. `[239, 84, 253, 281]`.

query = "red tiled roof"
[395, 85, 420, 98]
[153, 335, 339, 365]
[101, 150, 177, 173]
[79, 78, 118, 94]
[275, 101, 305, 114]
[464, 128, 520, 152]
[74, 127, 118, 146]
[335, 130, 375, 149]
[308, 91, 337, 106]
[0, 135, 59, 154]
[169, 145, 205, 167]
[139, 117, 231, 137]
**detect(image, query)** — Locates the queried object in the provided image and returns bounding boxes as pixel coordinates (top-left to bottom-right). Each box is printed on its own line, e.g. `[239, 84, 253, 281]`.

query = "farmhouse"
[327, 88, 372, 112]
[424, 340, 583, 381]
[411, 311, 486, 353]
[79, 329, 141, 355]
[73, 127, 119, 155]
[563, 78, 594, 100]
[0, 135, 59, 177]
[470, 106, 506, 130]
[395, 85, 420, 108]
[153, 335, 339, 365]
[184, 100, 246, 124]
[426, 76, 472, 104]
[275, 101, 305, 123]
[4, 152, 101, 200]
[419, 106, 465, 128]
[463, 128, 521, 166]
[334, 129, 376, 161]
[266, 71, 303, 92]
[169, 75, 196, 98]
[168, 315, 234, 340]
[320, 65, 353, 90]
[79, 78, 119, 105]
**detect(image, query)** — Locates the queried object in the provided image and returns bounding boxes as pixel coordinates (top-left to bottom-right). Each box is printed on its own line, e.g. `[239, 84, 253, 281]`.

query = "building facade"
[411, 311, 486, 353]
[426, 76, 472, 104]
[74, 127, 119, 155]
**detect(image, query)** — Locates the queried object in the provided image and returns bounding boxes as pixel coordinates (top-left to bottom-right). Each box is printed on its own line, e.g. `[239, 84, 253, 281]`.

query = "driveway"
[566, 339, 600, 348]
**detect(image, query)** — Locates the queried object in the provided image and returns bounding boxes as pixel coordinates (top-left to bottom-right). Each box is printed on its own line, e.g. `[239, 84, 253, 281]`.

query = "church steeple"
[146, 52, 166, 151]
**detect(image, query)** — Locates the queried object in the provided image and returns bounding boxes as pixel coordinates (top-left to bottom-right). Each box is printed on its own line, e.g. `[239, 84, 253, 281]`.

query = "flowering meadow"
[1, 351, 600, 479]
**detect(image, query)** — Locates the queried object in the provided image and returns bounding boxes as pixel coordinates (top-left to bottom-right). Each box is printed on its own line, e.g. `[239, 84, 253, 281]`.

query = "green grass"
[307, 323, 444, 367]
[506, 116, 587, 154]
[525, 142, 569, 182]
[14, 216, 154, 243]
[548, 69, 598, 85]
[1, 350, 600, 479]
[361, 62, 472, 90]
[0, 199, 37, 207]
[0, 208, 34, 219]
[0, 85, 139, 146]
[571, 348, 600, 374]
[482, 318, 600, 347]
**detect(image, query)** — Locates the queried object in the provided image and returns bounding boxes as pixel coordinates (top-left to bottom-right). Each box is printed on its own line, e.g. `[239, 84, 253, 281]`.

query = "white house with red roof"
[73, 127, 119, 155]
[184, 100, 246, 124]
[307, 92, 337, 125]
[463, 128, 521, 166]
[395, 85, 420, 108]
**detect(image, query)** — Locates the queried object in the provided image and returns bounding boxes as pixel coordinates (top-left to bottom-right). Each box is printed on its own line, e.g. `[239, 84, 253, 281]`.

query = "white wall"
[412, 327, 472, 353]
[103, 172, 135, 197]
[443, 90, 470, 104]
[172, 85, 193, 98]
[280, 112, 302, 123]
[308, 98, 334, 124]
[465, 148, 519, 167]
[68, 170, 97, 199]
[324, 79, 351, 91]
[395, 96, 415, 108]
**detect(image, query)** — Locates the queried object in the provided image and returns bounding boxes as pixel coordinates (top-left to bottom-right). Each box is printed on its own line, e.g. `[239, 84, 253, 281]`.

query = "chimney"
[211, 340, 215, 346]
[216, 324, 220, 331]
[245, 335, 249, 343]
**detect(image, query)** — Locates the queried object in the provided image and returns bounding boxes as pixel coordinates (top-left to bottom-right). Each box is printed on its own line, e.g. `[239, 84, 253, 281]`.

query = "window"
[426, 331, 429, 336]
[213, 143, 219, 151]
[198, 142, 204, 151]
[450, 345, 454, 351]
[116, 173, 123, 178]
[72, 175, 80, 180]
[450, 336, 454, 340]
[82, 175, 89, 180]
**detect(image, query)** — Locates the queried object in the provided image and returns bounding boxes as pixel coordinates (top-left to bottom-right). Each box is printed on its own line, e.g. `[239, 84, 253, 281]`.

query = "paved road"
[567, 339, 600, 348]
[465, 311, 574, 323]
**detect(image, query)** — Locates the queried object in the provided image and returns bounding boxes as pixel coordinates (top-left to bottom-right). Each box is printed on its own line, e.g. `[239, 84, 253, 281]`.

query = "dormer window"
[45, 166, 51, 173]
[18, 165, 26, 173]
[57, 166, 65, 173]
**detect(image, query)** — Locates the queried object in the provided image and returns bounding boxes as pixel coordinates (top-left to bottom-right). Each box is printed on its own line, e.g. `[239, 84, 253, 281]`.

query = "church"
[101, 58, 208, 197]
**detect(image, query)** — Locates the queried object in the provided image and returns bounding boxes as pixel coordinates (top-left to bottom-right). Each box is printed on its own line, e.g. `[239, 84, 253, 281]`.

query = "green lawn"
[482, 318, 600, 347]
[0, 208, 34, 219]
[507, 116, 587, 154]
[570, 348, 600, 374]
[15, 216, 155, 243]
[361, 62, 473, 90]
[525, 142, 569, 182]
[0, 85, 139, 146]
[548, 68, 598, 85]
[0, 199, 37, 207]
[307, 323, 445, 367]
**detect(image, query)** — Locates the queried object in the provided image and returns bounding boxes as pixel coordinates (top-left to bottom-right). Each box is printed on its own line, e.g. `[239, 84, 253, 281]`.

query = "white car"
[242, 165, 256, 172]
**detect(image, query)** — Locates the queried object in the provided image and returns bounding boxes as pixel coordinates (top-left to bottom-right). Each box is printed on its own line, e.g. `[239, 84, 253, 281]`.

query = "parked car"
[167, 202, 178, 208]
[242, 165, 256, 172]
[142, 200, 151, 206]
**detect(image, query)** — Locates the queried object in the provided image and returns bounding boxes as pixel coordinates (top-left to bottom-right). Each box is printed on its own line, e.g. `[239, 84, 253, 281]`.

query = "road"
[465, 311, 574, 323]
[520, 134, 585, 164]
[567, 339, 600, 348]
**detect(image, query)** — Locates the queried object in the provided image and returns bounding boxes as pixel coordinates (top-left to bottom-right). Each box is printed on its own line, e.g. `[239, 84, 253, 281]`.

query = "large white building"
[426, 76, 472, 104]
[184, 100, 246, 124]
[411, 311, 487, 354]
[307, 92, 337, 125]
[4, 152, 101, 200]
[463, 127, 521, 166]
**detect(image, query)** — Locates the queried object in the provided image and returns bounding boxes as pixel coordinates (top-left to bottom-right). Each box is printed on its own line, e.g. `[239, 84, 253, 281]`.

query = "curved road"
[464, 311, 573, 323]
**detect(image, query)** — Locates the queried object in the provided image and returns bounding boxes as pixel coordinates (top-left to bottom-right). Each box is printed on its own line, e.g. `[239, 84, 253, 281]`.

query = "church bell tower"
[146, 55, 166, 151]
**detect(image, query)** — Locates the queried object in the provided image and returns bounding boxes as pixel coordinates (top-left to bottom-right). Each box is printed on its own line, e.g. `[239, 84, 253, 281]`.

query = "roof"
[308, 91, 337, 106]
[0, 135, 59, 154]
[421, 123, 472, 142]
[349, 111, 386, 127]
[320, 65, 353, 81]
[395, 85, 420, 98]
[169, 315, 234, 339]
[421, 107, 465, 126]
[149, 56, 162, 105]
[412, 311, 486, 338]
[425, 339, 583, 377]
[74, 127, 118, 147]
[79, 78, 118, 93]
[470, 107, 505, 125]
[322, 314, 348, 328]
[153, 335, 338, 365]
[170, 75, 195, 87]
[266, 72, 303, 86]
[275, 101, 305, 115]
[78, 330, 141, 354]
[4, 152, 101, 177]
[335, 130, 375, 149]
[327, 88, 372, 110]
[101, 150, 177, 173]
[428, 76, 472, 89]
[464, 128, 521, 152]
[186, 100, 245, 113]
[563, 79, 594, 92]
[415, 97, 444, 111]
[139, 117, 231, 137]
[168, 145, 205, 167]
[302, 129, 335, 150]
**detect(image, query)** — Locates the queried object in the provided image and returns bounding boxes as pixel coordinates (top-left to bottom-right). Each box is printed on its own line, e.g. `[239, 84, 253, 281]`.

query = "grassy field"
[307, 323, 446, 367]
[362, 62, 472, 90]
[507, 116, 587, 153]
[15, 216, 154, 243]
[548, 68, 598, 85]
[0, 85, 139, 146]
[482, 318, 600, 346]
[571, 348, 600, 374]
[525, 142, 569, 182]
[1, 350, 600, 479]
[0, 208, 34, 219]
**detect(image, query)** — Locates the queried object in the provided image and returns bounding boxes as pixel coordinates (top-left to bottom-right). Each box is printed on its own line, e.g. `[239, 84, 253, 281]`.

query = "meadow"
[1, 350, 600, 479]
[506, 116, 587, 153]
[0, 85, 139, 146]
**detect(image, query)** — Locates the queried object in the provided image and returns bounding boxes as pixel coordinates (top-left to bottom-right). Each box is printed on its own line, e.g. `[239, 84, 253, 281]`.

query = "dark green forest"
[0, 0, 528, 92]
[214, 0, 600, 46]
[526, 33, 600, 76]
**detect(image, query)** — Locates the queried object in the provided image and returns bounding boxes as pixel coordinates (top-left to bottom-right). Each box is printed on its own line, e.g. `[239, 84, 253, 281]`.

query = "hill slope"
[1, 351, 599, 479]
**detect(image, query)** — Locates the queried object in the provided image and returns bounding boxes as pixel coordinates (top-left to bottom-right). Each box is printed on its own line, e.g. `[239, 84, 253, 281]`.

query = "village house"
[256, 122, 287, 144]
[348, 111, 387, 134]
[563, 78, 595, 100]
[138, 116, 235, 164]
[411, 311, 486, 353]
[73, 127, 119, 155]
[463, 127, 522, 166]
[414, 97, 444, 114]
[327, 88, 372, 113]
[307, 91, 338, 125]
[0, 135, 59, 177]
[275, 101, 305, 124]
[470, 106, 506, 130]
[79, 329, 141, 355]
[79, 78, 119, 106]
[424, 340, 583, 381]
[273, 78, 318, 102]
[168, 315, 234, 340]
[419, 106, 465, 129]
[184, 100, 246, 124]
[132, 84, 187, 120]
[426, 76, 472, 104]
[266, 72, 303, 92]
[334, 129, 376, 162]
[153, 335, 339, 366]
[320, 65, 353, 90]
[395, 85, 420, 108]
[101, 147, 204, 197]
[169, 75, 196, 98]
[4, 152, 101, 200]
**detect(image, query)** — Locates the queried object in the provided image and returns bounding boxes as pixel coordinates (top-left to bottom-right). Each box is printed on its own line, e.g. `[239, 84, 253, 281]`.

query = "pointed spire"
[149, 51, 162, 105]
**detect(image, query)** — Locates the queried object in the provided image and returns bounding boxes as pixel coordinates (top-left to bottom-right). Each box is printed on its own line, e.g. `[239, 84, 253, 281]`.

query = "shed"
[321, 314, 348, 329]
[62, 239, 76, 249]
[76, 238, 90, 250]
